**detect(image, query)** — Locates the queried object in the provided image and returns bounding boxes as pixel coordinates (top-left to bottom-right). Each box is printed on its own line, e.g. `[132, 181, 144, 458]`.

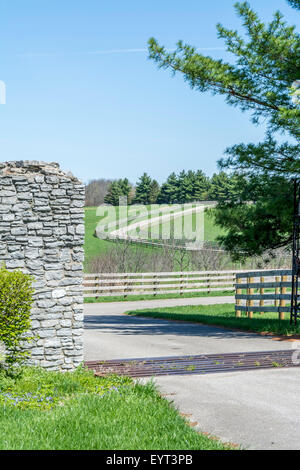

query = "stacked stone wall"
[0, 161, 85, 370]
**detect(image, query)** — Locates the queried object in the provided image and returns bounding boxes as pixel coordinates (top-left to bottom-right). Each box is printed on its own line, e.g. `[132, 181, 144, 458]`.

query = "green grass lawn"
[0, 366, 231, 450]
[204, 209, 226, 242]
[84, 289, 234, 303]
[126, 304, 299, 336]
[84, 207, 114, 269]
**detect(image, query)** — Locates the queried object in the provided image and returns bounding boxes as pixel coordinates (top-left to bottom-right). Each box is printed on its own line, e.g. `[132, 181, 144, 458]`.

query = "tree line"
[85, 170, 243, 206]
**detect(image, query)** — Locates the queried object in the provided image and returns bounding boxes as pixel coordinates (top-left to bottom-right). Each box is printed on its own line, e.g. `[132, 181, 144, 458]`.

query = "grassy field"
[126, 304, 299, 336]
[84, 206, 113, 264]
[0, 366, 231, 450]
[84, 206, 224, 270]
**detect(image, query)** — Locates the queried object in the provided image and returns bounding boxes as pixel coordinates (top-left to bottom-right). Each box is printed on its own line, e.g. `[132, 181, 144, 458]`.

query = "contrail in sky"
[19, 47, 225, 59]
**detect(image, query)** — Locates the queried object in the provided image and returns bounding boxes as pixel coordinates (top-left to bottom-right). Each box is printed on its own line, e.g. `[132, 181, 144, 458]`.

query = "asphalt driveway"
[84, 297, 300, 450]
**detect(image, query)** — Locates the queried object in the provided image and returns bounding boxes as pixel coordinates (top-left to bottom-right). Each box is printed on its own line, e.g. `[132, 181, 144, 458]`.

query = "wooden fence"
[235, 269, 292, 319]
[83, 269, 285, 299]
[83, 270, 240, 298]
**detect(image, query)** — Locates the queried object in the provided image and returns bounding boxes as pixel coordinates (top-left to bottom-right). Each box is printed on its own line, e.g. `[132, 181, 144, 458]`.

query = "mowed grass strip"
[126, 304, 299, 336]
[0, 367, 230, 450]
[84, 290, 234, 303]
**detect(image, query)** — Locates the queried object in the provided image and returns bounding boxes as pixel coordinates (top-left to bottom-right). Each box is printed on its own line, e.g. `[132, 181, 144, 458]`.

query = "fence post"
[124, 274, 128, 299]
[207, 273, 211, 294]
[180, 273, 184, 296]
[154, 274, 157, 297]
[260, 276, 264, 315]
[275, 276, 280, 308]
[279, 275, 287, 320]
[95, 275, 99, 299]
[236, 276, 242, 318]
[248, 276, 254, 318]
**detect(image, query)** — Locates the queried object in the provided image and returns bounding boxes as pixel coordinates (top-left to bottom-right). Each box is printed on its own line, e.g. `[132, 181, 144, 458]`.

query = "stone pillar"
[0, 161, 85, 370]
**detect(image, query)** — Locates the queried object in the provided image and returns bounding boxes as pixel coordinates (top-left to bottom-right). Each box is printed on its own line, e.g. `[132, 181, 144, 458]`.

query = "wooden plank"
[237, 281, 291, 289]
[236, 269, 291, 279]
[86, 280, 236, 288]
[83, 281, 235, 292]
[83, 275, 236, 285]
[235, 294, 291, 300]
[235, 305, 290, 313]
[84, 286, 235, 298]
[84, 269, 250, 278]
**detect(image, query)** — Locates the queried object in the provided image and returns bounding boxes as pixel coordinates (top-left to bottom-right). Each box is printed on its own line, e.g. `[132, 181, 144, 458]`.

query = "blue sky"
[0, 0, 298, 184]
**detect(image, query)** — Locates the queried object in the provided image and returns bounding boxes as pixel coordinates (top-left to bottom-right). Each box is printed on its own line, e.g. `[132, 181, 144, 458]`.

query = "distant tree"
[208, 172, 243, 202]
[157, 172, 179, 204]
[104, 178, 133, 206]
[177, 171, 193, 203]
[158, 170, 210, 203]
[118, 178, 132, 201]
[149, 179, 161, 204]
[193, 170, 210, 201]
[134, 173, 160, 204]
[104, 181, 123, 206]
[85, 178, 114, 206]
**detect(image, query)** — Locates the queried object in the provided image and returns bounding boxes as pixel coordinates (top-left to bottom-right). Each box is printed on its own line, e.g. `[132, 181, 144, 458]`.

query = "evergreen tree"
[209, 172, 231, 201]
[157, 172, 179, 204]
[148, 1, 300, 258]
[177, 170, 194, 203]
[104, 181, 123, 206]
[118, 178, 132, 201]
[134, 173, 160, 204]
[193, 170, 210, 201]
[104, 178, 133, 206]
[149, 179, 160, 204]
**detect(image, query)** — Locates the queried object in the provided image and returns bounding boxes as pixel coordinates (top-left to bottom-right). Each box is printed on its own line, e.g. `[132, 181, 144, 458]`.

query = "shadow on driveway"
[84, 313, 264, 340]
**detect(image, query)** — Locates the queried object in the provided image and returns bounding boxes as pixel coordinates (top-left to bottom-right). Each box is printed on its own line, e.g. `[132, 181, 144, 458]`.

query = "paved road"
[84, 297, 300, 450]
[154, 368, 300, 450]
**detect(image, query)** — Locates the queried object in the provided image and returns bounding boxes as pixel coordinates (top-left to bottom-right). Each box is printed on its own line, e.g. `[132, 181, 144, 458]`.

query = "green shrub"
[0, 266, 34, 367]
